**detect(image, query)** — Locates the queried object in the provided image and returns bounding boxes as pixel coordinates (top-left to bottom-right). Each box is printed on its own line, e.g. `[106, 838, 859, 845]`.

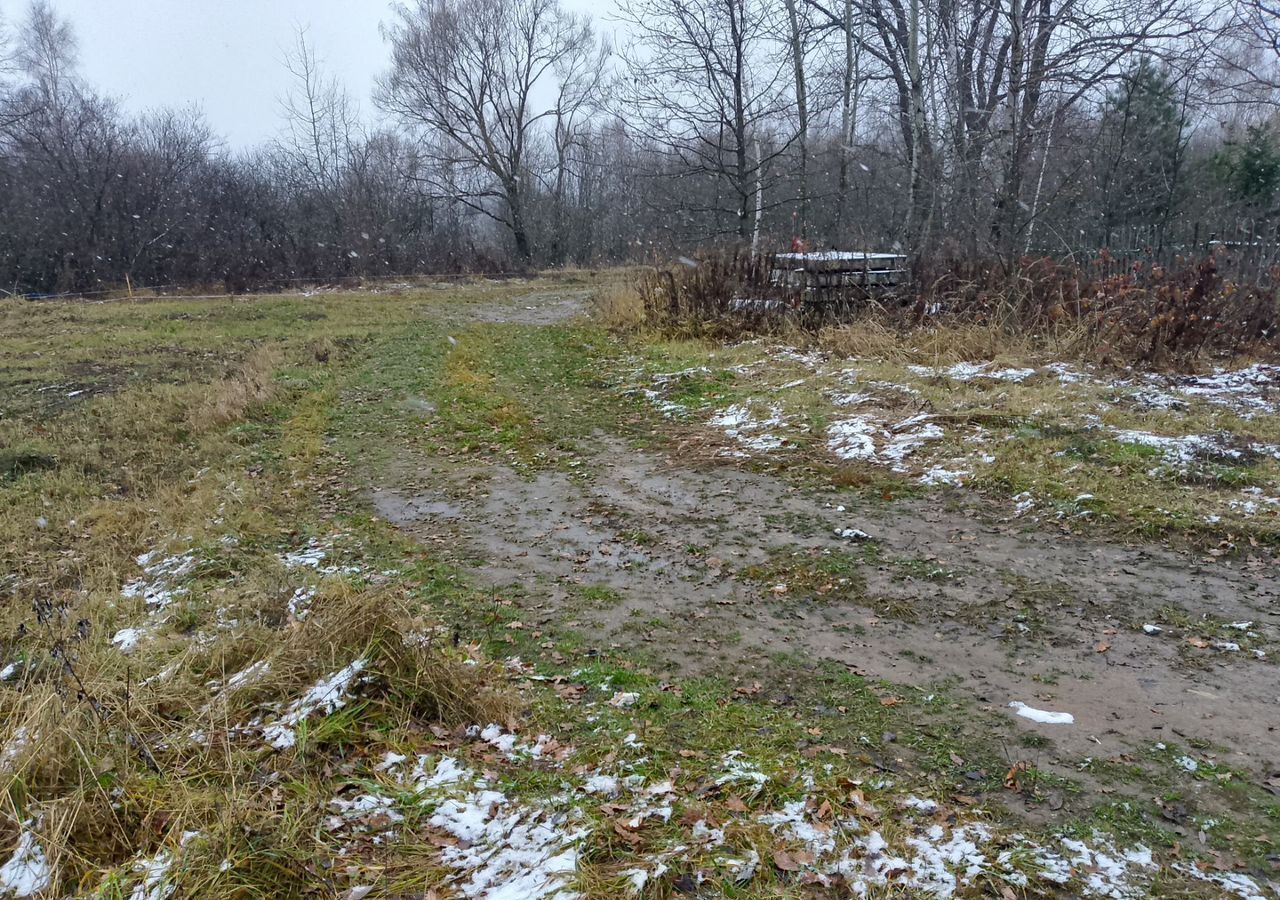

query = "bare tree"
[277, 28, 356, 195]
[547, 17, 610, 263]
[378, 0, 600, 261]
[617, 0, 797, 244]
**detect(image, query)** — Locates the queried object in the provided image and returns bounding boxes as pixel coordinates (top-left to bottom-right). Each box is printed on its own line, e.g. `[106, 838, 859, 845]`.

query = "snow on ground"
[121, 550, 197, 610]
[0, 827, 51, 898]
[631, 350, 1280, 524]
[1009, 701, 1075, 725]
[707, 403, 791, 453]
[280, 537, 363, 576]
[1166, 364, 1280, 417]
[1109, 429, 1280, 469]
[260, 658, 368, 750]
[908, 362, 1037, 382]
[827, 413, 944, 470]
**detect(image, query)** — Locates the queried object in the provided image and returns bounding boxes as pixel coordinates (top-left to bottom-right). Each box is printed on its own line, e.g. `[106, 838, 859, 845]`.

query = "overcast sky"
[26, 0, 609, 149]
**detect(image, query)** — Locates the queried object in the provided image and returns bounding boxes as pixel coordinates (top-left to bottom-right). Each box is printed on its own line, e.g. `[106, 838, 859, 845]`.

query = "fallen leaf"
[773, 849, 800, 871]
[613, 820, 642, 846]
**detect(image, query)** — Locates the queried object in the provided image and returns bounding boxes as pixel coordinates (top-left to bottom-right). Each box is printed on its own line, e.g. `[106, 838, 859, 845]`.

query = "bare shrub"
[637, 248, 1279, 369]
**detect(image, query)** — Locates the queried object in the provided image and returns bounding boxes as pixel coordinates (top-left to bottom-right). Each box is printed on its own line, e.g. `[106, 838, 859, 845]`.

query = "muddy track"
[373, 438, 1279, 771]
[374, 288, 1280, 827]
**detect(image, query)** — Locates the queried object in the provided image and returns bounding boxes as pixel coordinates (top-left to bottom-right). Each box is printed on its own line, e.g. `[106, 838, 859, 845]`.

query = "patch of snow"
[287, 587, 316, 620]
[222, 660, 270, 692]
[1129, 388, 1186, 411]
[920, 466, 968, 486]
[413, 755, 471, 791]
[834, 527, 872, 541]
[1012, 492, 1036, 517]
[1045, 363, 1090, 383]
[127, 848, 175, 900]
[908, 362, 1036, 382]
[111, 626, 151, 654]
[1009, 701, 1074, 725]
[832, 391, 873, 406]
[430, 790, 586, 899]
[827, 414, 943, 474]
[1054, 838, 1156, 899]
[582, 775, 619, 796]
[715, 752, 768, 794]
[261, 658, 367, 750]
[903, 797, 939, 813]
[0, 827, 51, 897]
[1173, 863, 1270, 900]
[282, 539, 327, 569]
[0, 727, 30, 773]
[1170, 364, 1280, 417]
[708, 403, 791, 453]
[121, 551, 196, 609]
[759, 799, 838, 857]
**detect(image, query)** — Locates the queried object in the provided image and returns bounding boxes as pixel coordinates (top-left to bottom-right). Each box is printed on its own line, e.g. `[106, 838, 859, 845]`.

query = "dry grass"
[0, 300, 519, 897]
[188, 345, 284, 429]
[589, 283, 646, 332]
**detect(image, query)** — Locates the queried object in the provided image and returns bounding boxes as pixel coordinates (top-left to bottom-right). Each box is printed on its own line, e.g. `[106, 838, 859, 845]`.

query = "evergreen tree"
[1096, 59, 1185, 242]
[1215, 124, 1280, 214]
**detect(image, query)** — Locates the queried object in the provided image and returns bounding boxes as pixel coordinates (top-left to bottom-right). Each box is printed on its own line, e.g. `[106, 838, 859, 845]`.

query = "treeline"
[1, 0, 1279, 295]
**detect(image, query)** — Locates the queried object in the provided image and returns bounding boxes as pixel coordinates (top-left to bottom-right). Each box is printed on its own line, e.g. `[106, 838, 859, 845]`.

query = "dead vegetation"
[187, 346, 284, 429]
[629, 249, 1279, 370]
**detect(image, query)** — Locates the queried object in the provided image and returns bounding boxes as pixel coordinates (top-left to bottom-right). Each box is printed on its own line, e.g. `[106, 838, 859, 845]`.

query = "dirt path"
[372, 287, 1280, 833]
[373, 438, 1279, 772]
[464, 288, 592, 325]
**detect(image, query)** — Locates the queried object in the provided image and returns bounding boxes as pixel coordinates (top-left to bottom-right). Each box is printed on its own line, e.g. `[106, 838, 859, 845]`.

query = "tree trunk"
[993, 0, 1026, 260]
[837, 0, 855, 234]
[751, 134, 764, 253]
[905, 0, 927, 256]
[783, 0, 808, 240]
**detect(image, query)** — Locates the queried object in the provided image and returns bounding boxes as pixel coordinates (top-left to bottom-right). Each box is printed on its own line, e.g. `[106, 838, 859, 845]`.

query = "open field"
[0, 277, 1277, 899]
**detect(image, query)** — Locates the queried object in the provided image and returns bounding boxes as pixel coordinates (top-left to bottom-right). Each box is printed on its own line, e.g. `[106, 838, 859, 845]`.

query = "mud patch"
[373, 436, 1280, 832]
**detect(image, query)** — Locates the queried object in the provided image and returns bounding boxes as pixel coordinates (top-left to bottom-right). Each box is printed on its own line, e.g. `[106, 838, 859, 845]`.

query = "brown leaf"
[1095, 641, 1110, 654]
[773, 849, 800, 871]
[613, 820, 642, 846]
[725, 795, 748, 813]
